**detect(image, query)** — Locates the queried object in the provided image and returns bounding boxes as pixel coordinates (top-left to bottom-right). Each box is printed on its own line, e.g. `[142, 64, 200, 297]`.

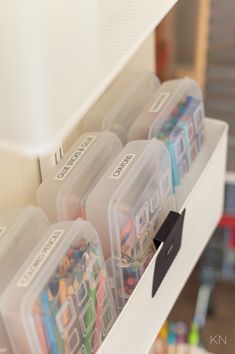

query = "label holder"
[152, 209, 186, 297]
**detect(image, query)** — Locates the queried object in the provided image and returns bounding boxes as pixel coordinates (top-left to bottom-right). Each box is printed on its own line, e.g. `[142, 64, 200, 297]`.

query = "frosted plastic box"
[155, 97, 204, 186]
[1, 219, 116, 354]
[83, 71, 160, 143]
[0, 206, 49, 354]
[127, 77, 203, 140]
[37, 131, 122, 222]
[128, 77, 205, 186]
[86, 140, 175, 312]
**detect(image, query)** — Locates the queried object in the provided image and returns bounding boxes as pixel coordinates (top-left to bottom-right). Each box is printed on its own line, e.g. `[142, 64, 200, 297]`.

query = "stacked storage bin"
[0, 207, 49, 354]
[83, 71, 160, 144]
[128, 77, 205, 187]
[1, 219, 116, 354]
[86, 140, 175, 312]
[37, 132, 122, 222]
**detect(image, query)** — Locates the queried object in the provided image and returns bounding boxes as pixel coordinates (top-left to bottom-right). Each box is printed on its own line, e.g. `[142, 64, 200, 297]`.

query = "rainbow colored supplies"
[37, 131, 122, 222]
[0, 206, 49, 354]
[127, 77, 205, 187]
[83, 71, 160, 144]
[1, 219, 116, 354]
[155, 321, 206, 354]
[155, 96, 204, 186]
[86, 140, 175, 312]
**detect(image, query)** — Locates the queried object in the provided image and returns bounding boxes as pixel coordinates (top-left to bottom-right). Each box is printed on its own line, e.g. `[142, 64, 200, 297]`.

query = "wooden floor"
[169, 266, 235, 354]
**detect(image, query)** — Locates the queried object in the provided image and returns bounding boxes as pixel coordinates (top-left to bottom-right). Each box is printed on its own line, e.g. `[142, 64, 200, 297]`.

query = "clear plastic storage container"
[1, 219, 116, 354]
[86, 140, 175, 312]
[127, 77, 203, 140]
[37, 132, 122, 222]
[0, 206, 49, 354]
[127, 77, 205, 186]
[83, 71, 160, 143]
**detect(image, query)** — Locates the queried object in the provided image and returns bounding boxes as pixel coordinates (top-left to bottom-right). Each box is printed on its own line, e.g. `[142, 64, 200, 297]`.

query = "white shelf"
[0, 0, 177, 155]
[97, 118, 228, 354]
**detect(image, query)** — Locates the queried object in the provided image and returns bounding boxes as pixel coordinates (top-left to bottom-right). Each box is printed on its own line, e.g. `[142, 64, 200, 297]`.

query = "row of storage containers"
[0, 72, 205, 354]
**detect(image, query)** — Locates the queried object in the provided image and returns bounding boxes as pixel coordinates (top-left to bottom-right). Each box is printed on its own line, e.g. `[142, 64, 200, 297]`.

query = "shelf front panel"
[0, 0, 177, 155]
[97, 118, 228, 354]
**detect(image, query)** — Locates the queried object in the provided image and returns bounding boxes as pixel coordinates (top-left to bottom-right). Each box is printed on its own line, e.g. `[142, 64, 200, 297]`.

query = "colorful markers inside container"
[1, 220, 116, 354]
[157, 95, 204, 186]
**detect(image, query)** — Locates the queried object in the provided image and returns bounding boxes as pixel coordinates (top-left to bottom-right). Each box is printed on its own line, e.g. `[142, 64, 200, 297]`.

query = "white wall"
[0, 33, 155, 214]
[0, 150, 40, 212]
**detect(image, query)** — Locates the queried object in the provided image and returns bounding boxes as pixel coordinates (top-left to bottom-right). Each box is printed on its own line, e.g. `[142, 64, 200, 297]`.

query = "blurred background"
[154, 1, 235, 353]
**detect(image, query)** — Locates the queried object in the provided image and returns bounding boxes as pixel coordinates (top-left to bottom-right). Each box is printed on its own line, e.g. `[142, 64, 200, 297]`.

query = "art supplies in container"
[153, 321, 214, 354]
[37, 131, 122, 222]
[128, 77, 205, 187]
[155, 96, 204, 186]
[86, 140, 175, 312]
[0, 206, 49, 354]
[1, 219, 116, 354]
[83, 71, 160, 144]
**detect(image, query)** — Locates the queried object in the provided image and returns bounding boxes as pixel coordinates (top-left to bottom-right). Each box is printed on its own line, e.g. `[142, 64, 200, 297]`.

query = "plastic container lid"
[37, 131, 122, 222]
[151, 96, 204, 187]
[0, 206, 49, 354]
[83, 71, 160, 143]
[127, 77, 203, 141]
[86, 140, 175, 311]
[1, 219, 116, 354]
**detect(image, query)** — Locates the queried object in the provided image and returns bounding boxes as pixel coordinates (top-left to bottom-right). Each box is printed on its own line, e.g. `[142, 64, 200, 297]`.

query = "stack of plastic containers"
[86, 140, 175, 312]
[1, 219, 116, 354]
[83, 71, 160, 143]
[0, 206, 49, 354]
[37, 131, 122, 222]
[128, 77, 205, 187]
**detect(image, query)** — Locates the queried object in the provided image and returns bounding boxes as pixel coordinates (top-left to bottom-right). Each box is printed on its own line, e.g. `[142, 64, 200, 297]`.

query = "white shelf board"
[0, 0, 178, 155]
[97, 118, 228, 354]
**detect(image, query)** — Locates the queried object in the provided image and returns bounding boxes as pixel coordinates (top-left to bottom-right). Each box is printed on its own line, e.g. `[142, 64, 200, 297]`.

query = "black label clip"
[152, 209, 186, 297]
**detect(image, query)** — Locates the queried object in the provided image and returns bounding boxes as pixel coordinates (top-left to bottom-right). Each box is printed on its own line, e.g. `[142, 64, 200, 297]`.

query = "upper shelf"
[0, 0, 177, 156]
